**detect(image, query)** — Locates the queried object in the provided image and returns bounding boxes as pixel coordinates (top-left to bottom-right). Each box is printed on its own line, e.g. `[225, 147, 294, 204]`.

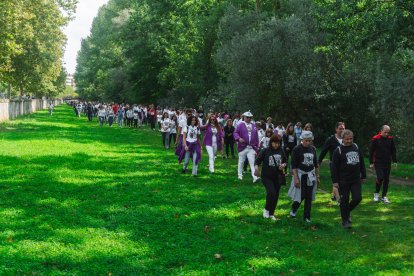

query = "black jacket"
[331, 143, 366, 184]
[224, 125, 235, 143]
[318, 135, 341, 164]
[369, 134, 397, 166]
[255, 147, 286, 179]
[283, 134, 297, 153]
[291, 144, 318, 173]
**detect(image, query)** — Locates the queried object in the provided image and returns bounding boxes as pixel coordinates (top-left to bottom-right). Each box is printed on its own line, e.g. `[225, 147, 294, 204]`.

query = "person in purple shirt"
[200, 114, 224, 173]
[234, 111, 260, 182]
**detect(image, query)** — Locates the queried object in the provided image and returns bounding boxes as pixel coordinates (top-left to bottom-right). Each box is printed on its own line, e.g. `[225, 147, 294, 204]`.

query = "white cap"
[242, 111, 253, 117]
[300, 130, 314, 140]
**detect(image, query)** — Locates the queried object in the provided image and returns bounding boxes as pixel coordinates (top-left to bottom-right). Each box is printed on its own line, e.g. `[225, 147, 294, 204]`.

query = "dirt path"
[367, 171, 414, 186]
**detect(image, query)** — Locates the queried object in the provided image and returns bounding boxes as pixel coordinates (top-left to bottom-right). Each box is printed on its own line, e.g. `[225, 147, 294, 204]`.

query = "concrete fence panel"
[0, 99, 63, 122]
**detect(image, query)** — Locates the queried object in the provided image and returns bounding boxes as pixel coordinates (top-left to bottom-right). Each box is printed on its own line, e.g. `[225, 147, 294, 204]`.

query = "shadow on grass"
[0, 106, 413, 274]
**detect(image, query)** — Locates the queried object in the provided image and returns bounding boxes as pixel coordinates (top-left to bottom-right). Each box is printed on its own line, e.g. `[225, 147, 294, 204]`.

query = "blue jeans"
[99, 116, 104, 127]
[184, 150, 198, 175]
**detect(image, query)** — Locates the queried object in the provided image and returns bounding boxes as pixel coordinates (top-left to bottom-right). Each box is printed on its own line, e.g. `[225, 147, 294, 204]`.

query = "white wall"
[0, 99, 63, 122]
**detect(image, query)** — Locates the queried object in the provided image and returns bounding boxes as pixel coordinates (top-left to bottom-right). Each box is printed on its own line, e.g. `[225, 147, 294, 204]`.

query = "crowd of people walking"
[68, 101, 398, 229]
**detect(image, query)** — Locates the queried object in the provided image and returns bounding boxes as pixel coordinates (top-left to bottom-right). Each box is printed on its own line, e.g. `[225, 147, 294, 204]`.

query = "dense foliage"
[0, 0, 77, 97]
[74, 0, 414, 162]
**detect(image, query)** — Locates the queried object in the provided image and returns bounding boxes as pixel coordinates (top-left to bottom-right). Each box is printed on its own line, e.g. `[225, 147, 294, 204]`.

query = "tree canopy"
[0, 0, 77, 97]
[74, 0, 414, 162]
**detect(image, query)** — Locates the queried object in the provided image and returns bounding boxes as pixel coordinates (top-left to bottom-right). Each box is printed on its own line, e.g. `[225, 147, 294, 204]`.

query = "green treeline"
[75, 0, 414, 163]
[0, 0, 77, 97]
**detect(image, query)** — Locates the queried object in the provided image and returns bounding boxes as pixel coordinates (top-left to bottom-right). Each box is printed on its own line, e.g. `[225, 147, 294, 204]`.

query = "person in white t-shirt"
[126, 108, 134, 127]
[169, 114, 178, 147]
[97, 105, 106, 127]
[175, 109, 192, 156]
[200, 114, 224, 173]
[178, 115, 202, 176]
[48, 102, 54, 116]
[274, 123, 286, 136]
[160, 112, 172, 149]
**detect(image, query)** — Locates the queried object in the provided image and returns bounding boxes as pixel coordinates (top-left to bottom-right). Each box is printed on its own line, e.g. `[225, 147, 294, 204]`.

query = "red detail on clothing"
[372, 133, 394, 140]
[113, 105, 119, 114]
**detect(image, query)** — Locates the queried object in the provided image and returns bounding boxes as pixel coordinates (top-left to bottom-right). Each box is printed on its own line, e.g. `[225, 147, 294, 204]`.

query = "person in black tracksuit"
[331, 129, 366, 228]
[254, 134, 287, 220]
[288, 131, 319, 222]
[369, 125, 397, 204]
[224, 119, 236, 158]
[318, 122, 345, 202]
[283, 123, 297, 174]
[86, 103, 94, 122]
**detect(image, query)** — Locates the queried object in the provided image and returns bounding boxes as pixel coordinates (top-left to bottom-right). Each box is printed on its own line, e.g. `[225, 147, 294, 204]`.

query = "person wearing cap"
[233, 111, 260, 182]
[288, 130, 319, 223]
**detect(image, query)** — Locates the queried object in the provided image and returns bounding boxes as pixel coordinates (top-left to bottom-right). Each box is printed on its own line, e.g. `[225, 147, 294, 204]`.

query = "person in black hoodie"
[283, 122, 297, 175]
[331, 129, 366, 229]
[224, 119, 235, 158]
[318, 122, 345, 202]
[254, 134, 287, 220]
[369, 125, 397, 204]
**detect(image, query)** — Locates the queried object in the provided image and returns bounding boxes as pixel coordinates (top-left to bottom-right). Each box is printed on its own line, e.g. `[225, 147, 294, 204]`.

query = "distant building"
[66, 74, 76, 88]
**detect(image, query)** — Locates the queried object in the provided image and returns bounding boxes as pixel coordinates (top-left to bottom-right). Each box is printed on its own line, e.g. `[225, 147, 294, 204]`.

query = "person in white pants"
[233, 111, 260, 182]
[200, 115, 224, 173]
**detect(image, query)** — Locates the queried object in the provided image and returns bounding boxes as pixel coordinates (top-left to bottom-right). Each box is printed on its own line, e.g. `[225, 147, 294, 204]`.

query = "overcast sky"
[63, 0, 110, 75]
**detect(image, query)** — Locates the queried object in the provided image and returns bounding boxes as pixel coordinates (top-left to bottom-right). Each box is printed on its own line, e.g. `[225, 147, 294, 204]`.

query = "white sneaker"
[373, 193, 379, 202]
[305, 218, 311, 223]
[263, 209, 270, 218]
[238, 176, 243, 181]
[290, 210, 296, 217]
[381, 197, 390, 204]
[269, 215, 277, 221]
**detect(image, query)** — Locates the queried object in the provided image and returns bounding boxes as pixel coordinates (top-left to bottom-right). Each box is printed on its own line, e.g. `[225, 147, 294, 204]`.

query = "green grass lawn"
[0, 105, 413, 275]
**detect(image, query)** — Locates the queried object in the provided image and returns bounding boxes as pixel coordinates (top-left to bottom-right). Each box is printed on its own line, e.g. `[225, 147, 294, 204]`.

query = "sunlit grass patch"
[0, 105, 413, 274]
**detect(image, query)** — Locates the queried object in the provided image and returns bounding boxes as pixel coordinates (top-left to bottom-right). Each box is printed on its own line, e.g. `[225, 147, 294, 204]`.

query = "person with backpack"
[318, 122, 346, 203]
[254, 134, 287, 221]
[331, 129, 366, 228]
[369, 125, 397, 204]
[288, 131, 319, 223]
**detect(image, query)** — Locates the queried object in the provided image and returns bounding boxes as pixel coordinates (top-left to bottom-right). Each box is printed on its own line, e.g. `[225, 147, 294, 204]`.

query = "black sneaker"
[182, 169, 186, 174]
[331, 194, 336, 201]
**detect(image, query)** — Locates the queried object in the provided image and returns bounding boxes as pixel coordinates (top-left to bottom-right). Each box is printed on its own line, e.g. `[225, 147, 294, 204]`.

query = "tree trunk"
[256, 0, 261, 12]
[275, 0, 281, 14]
[8, 83, 11, 99]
